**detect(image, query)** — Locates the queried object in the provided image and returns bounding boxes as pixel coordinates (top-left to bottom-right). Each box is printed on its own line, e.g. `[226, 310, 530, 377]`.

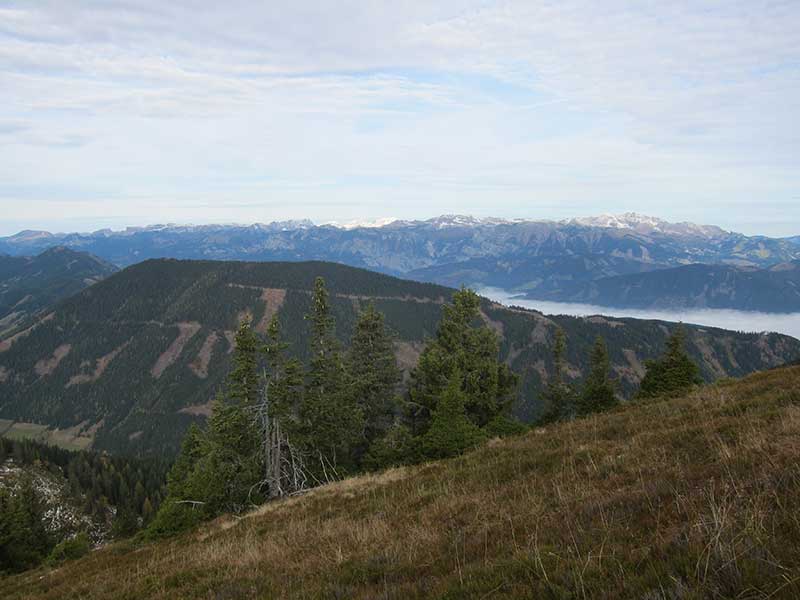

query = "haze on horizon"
[1, 1, 799, 237]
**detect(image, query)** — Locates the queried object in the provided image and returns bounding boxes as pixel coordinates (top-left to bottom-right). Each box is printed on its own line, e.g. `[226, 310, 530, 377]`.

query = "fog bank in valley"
[480, 288, 800, 341]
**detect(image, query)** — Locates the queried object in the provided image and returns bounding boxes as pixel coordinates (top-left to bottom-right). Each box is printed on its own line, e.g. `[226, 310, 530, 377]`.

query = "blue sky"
[1, 1, 799, 236]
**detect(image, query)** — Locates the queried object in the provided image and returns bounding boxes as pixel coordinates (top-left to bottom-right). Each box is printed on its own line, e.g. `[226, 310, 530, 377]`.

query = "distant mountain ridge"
[0, 258, 797, 457]
[1, 214, 797, 294]
[529, 260, 800, 312]
[0, 247, 117, 336]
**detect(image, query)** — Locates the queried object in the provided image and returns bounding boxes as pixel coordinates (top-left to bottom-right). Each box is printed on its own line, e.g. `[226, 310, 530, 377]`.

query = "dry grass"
[3, 366, 800, 599]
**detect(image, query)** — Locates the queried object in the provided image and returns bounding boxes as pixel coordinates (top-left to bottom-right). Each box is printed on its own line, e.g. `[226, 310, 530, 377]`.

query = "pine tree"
[539, 328, 577, 423]
[421, 370, 485, 460]
[198, 390, 263, 514]
[577, 336, 617, 416]
[300, 277, 363, 479]
[228, 317, 261, 408]
[148, 320, 266, 537]
[363, 423, 416, 471]
[409, 288, 517, 433]
[637, 326, 702, 399]
[0, 476, 52, 572]
[262, 315, 306, 497]
[346, 302, 401, 451]
[146, 422, 205, 538]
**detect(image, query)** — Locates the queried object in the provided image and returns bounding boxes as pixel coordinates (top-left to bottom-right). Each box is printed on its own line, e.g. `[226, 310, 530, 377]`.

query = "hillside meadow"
[2, 366, 799, 599]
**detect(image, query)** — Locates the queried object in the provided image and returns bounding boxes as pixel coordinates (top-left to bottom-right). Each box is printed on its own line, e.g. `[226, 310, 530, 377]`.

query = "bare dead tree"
[254, 371, 309, 500]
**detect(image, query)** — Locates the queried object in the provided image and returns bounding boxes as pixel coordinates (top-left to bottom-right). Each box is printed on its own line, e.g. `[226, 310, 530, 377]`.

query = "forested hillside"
[2, 365, 799, 599]
[0, 259, 797, 457]
[0, 247, 117, 336]
[0, 438, 167, 574]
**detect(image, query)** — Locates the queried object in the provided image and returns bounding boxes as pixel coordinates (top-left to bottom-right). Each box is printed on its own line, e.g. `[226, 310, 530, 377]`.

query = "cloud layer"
[1, 1, 799, 235]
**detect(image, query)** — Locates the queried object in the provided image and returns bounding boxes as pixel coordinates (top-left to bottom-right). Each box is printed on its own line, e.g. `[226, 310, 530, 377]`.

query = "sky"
[1, 1, 799, 237]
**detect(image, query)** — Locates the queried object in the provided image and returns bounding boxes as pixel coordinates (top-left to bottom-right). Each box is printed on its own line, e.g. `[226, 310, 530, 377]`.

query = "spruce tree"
[637, 326, 702, 399]
[363, 423, 416, 471]
[0, 476, 51, 572]
[577, 336, 617, 416]
[262, 315, 305, 497]
[409, 288, 517, 433]
[421, 369, 485, 460]
[264, 315, 304, 430]
[539, 328, 577, 423]
[301, 277, 363, 479]
[149, 319, 266, 534]
[346, 302, 401, 452]
[146, 422, 207, 537]
[228, 317, 261, 408]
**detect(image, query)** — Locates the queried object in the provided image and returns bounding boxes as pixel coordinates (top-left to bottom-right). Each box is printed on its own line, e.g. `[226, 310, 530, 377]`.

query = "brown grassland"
[2, 366, 800, 599]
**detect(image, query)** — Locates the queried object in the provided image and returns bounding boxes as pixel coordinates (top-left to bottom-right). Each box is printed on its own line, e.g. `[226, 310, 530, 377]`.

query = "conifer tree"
[146, 421, 207, 537]
[301, 277, 363, 479]
[346, 302, 401, 451]
[577, 336, 617, 416]
[637, 326, 702, 399]
[0, 477, 51, 572]
[148, 320, 266, 535]
[421, 369, 485, 460]
[264, 315, 304, 429]
[197, 389, 263, 514]
[228, 317, 261, 408]
[539, 328, 577, 423]
[409, 288, 517, 433]
[362, 423, 416, 471]
[262, 315, 306, 497]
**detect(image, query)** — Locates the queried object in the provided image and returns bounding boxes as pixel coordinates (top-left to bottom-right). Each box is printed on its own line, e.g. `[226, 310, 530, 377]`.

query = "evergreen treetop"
[421, 369, 486, 460]
[637, 326, 702, 399]
[539, 327, 577, 424]
[577, 336, 617, 416]
[347, 302, 401, 444]
[409, 288, 517, 431]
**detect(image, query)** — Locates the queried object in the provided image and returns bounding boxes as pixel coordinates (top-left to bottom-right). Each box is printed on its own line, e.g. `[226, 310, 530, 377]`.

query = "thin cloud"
[0, 1, 798, 235]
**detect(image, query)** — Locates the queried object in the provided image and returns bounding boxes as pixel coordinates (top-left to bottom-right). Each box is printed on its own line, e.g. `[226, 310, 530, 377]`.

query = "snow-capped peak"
[567, 212, 667, 230]
[325, 217, 400, 230]
[565, 212, 727, 238]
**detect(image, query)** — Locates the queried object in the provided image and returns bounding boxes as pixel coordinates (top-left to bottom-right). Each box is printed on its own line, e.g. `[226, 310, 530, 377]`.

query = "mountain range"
[2, 213, 798, 312]
[0, 248, 117, 337]
[0, 258, 797, 457]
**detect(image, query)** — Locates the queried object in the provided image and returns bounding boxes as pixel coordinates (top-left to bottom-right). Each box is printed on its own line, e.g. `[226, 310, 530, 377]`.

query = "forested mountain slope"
[0, 259, 797, 457]
[529, 260, 800, 312]
[2, 366, 799, 599]
[0, 247, 117, 336]
[0, 437, 168, 573]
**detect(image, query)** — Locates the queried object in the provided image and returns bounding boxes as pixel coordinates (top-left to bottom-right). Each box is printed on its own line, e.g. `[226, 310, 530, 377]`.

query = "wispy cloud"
[0, 1, 798, 235]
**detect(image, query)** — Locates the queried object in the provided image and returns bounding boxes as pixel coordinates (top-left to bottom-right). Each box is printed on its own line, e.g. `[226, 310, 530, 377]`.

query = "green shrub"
[46, 532, 90, 565]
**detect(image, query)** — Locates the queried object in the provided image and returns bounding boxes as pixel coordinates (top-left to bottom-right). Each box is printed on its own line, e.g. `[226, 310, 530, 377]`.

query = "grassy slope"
[3, 366, 800, 599]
